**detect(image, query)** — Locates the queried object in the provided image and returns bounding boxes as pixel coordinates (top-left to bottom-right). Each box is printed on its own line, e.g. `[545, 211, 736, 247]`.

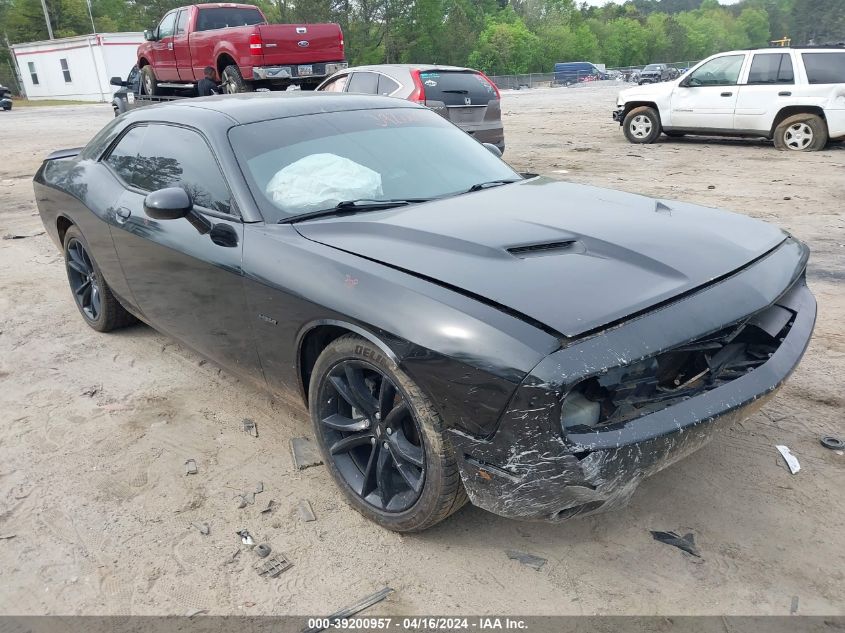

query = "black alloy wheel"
[66, 237, 102, 322]
[62, 225, 136, 332]
[317, 360, 425, 512]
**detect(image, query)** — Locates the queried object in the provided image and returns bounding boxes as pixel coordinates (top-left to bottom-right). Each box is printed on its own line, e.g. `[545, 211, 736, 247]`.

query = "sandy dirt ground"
[0, 83, 843, 617]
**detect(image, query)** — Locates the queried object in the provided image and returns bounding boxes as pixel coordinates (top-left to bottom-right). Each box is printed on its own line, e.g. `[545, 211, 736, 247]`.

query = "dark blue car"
[554, 61, 607, 84]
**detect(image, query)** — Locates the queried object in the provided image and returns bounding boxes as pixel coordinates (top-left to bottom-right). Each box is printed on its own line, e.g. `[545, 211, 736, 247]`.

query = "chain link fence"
[489, 60, 701, 91]
[0, 59, 24, 97]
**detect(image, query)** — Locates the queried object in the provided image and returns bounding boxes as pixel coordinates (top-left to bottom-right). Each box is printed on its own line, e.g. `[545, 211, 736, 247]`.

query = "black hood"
[295, 178, 787, 337]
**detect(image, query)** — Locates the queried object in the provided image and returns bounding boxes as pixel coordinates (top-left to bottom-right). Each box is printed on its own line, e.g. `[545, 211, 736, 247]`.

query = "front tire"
[774, 113, 828, 151]
[623, 106, 661, 144]
[221, 65, 249, 94]
[63, 226, 136, 332]
[309, 334, 467, 532]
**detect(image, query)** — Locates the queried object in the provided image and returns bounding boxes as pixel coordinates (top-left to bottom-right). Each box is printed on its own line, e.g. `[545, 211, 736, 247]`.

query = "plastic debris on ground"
[184, 459, 198, 475]
[650, 530, 701, 558]
[237, 529, 254, 546]
[260, 499, 275, 514]
[776, 445, 801, 474]
[255, 554, 292, 578]
[298, 500, 316, 522]
[191, 522, 210, 536]
[254, 543, 272, 558]
[291, 437, 324, 470]
[303, 588, 394, 633]
[242, 418, 258, 438]
[506, 550, 547, 570]
[235, 482, 264, 508]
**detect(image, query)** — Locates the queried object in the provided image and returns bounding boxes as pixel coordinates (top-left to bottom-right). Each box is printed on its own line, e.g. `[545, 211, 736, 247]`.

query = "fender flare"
[294, 318, 402, 403]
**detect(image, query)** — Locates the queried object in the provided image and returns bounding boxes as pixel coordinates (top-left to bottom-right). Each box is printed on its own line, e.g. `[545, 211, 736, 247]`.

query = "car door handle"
[168, 42, 173, 50]
[779, 91, 792, 97]
[720, 92, 733, 97]
[115, 207, 131, 224]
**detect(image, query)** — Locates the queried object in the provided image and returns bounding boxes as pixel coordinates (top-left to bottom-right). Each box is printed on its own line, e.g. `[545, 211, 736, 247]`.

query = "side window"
[158, 12, 177, 39]
[134, 125, 233, 215]
[321, 74, 349, 92]
[60, 58, 72, 82]
[687, 54, 745, 87]
[346, 72, 379, 94]
[104, 126, 147, 185]
[802, 52, 845, 84]
[28, 61, 39, 85]
[175, 10, 189, 35]
[377, 74, 400, 95]
[747, 54, 794, 84]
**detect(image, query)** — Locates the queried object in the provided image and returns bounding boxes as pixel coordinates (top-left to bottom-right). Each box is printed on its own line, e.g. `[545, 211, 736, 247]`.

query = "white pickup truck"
[614, 47, 845, 151]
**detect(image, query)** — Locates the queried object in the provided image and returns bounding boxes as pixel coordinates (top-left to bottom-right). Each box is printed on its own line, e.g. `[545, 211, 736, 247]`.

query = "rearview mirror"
[143, 29, 156, 42]
[109, 76, 126, 87]
[483, 143, 502, 158]
[144, 187, 192, 220]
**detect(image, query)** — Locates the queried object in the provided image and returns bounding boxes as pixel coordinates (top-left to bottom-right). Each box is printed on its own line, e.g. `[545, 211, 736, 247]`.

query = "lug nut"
[383, 442, 389, 450]
[386, 428, 392, 435]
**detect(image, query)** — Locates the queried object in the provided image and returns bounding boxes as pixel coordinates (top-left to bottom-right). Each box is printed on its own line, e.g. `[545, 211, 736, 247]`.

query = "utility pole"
[86, 0, 97, 34]
[40, 0, 55, 39]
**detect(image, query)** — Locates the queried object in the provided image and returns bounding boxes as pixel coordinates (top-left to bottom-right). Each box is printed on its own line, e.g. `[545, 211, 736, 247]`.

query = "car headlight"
[561, 389, 600, 431]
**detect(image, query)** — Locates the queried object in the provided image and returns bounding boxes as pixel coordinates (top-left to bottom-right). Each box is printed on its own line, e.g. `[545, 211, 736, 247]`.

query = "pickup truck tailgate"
[256, 23, 343, 64]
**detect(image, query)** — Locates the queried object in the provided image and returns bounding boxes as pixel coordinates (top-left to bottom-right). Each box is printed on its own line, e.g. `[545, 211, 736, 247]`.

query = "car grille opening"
[561, 302, 796, 432]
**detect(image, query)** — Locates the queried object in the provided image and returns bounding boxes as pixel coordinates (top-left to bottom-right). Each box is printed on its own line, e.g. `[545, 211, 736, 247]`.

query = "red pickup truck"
[137, 3, 347, 95]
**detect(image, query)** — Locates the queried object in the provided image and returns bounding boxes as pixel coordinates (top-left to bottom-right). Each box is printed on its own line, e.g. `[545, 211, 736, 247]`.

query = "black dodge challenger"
[34, 93, 816, 531]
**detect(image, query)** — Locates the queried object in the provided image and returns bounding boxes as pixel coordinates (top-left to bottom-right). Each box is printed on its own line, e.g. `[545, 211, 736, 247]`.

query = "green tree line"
[1, 0, 843, 88]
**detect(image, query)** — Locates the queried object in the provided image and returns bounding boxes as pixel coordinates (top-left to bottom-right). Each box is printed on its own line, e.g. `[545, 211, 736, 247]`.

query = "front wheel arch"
[296, 320, 401, 406]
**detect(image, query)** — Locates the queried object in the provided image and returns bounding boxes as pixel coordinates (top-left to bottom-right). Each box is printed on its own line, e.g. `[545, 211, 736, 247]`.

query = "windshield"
[229, 107, 519, 222]
[643, 65, 662, 71]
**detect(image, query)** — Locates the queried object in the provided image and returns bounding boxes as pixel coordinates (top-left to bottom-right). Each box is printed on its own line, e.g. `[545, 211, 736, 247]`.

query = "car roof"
[127, 91, 420, 126]
[343, 63, 477, 74]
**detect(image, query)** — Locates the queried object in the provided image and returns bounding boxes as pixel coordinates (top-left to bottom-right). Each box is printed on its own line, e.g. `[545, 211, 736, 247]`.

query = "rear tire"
[63, 226, 136, 333]
[221, 65, 249, 94]
[623, 106, 661, 144]
[141, 65, 159, 96]
[773, 113, 828, 151]
[309, 334, 467, 532]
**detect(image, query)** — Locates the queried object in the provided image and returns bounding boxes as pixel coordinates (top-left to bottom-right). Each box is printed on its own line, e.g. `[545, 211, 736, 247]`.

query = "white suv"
[613, 47, 845, 151]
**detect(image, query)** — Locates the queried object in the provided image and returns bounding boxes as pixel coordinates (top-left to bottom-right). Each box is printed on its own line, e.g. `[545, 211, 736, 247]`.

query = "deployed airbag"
[265, 153, 383, 213]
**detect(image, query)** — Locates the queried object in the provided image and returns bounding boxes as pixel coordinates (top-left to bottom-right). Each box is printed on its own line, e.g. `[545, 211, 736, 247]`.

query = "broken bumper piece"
[449, 239, 816, 522]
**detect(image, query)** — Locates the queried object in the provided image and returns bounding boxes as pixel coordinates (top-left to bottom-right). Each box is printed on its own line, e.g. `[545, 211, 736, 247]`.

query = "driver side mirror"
[143, 29, 156, 42]
[110, 76, 126, 87]
[145, 187, 192, 220]
[483, 142, 502, 158]
[144, 188, 214, 235]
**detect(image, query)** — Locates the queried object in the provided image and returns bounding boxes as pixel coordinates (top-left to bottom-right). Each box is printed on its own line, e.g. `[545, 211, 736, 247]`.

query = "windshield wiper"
[281, 198, 430, 223]
[464, 179, 522, 193]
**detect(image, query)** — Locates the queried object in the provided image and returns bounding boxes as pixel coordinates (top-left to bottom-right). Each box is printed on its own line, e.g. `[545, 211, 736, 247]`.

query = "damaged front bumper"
[449, 239, 816, 521]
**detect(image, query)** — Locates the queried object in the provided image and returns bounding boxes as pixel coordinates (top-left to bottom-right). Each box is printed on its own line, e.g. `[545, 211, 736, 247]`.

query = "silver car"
[317, 64, 505, 153]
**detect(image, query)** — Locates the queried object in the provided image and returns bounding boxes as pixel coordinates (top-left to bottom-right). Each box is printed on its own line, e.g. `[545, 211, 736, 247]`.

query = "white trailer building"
[11, 32, 144, 102]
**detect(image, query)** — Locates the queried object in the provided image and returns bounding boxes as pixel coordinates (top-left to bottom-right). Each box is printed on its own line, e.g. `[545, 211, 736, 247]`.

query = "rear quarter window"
[196, 7, 264, 31]
[419, 71, 497, 106]
[802, 52, 845, 84]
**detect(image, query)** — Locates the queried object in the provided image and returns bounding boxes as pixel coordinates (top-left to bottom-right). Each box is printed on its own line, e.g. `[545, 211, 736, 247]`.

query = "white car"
[613, 47, 845, 151]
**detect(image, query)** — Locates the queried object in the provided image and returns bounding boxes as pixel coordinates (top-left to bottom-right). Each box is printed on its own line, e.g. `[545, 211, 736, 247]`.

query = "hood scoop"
[507, 239, 584, 258]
